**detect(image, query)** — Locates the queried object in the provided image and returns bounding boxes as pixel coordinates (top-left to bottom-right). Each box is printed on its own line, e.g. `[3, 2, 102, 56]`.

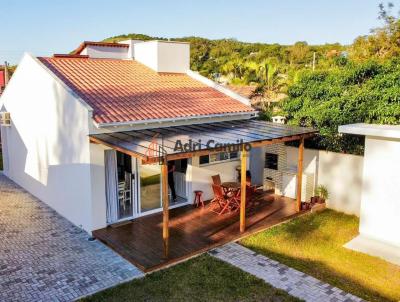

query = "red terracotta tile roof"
[72, 41, 129, 55]
[38, 57, 255, 125]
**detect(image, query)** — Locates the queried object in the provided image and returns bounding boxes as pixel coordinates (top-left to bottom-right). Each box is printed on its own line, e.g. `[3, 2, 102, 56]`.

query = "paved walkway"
[210, 243, 364, 302]
[0, 174, 143, 302]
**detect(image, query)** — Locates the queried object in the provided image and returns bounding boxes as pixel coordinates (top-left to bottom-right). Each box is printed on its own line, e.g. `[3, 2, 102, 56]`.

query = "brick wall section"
[263, 143, 287, 195]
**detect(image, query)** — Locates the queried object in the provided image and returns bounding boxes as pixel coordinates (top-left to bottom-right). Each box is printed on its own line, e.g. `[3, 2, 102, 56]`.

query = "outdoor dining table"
[220, 181, 241, 212]
[221, 181, 241, 190]
[221, 181, 241, 196]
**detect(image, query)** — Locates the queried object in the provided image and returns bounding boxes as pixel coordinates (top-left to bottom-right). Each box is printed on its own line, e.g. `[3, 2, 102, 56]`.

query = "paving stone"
[210, 243, 364, 302]
[0, 174, 144, 301]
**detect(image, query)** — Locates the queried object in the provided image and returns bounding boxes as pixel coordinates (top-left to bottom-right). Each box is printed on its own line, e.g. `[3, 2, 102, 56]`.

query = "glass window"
[200, 152, 239, 165]
[217, 152, 229, 161]
[229, 152, 238, 159]
[265, 153, 278, 170]
[199, 155, 209, 165]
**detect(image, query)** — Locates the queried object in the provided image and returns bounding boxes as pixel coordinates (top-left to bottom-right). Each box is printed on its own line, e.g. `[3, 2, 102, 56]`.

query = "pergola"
[90, 119, 317, 258]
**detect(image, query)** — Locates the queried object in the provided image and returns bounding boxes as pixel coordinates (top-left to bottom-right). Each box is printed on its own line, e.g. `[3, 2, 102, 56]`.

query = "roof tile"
[38, 57, 255, 124]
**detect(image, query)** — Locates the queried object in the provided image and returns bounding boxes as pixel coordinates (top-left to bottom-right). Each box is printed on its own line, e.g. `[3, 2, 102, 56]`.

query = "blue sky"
[0, 0, 391, 64]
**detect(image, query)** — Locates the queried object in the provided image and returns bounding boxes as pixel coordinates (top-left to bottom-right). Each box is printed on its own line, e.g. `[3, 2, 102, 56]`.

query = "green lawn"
[81, 254, 301, 302]
[241, 209, 400, 302]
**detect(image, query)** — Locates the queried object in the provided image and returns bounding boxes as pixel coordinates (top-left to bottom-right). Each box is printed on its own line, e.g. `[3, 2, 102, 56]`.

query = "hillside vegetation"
[107, 3, 400, 155]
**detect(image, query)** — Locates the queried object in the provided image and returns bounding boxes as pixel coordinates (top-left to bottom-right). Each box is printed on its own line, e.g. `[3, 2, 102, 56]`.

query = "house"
[225, 84, 285, 109]
[339, 123, 400, 265]
[0, 40, 315, 271]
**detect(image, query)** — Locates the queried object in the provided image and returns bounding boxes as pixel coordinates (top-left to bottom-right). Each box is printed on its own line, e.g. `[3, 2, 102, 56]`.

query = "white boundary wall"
[286, 147, 364, 216]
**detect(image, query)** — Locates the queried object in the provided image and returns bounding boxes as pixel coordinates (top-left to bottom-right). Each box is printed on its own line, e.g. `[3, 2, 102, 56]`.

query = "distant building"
[225, 84, 286, 109]
[0, 69, 5, 94]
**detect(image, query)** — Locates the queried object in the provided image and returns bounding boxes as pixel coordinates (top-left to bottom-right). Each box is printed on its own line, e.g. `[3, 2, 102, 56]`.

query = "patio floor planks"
[93, 192, 305, 272]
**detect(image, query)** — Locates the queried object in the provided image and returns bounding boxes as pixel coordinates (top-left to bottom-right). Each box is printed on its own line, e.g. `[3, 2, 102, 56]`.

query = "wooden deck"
[93, 192, 305, 272]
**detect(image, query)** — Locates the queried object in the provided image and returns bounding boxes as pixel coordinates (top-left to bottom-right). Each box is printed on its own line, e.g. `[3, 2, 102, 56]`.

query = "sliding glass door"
[139, 164, 162, 213]
[105, 150, 135, 223]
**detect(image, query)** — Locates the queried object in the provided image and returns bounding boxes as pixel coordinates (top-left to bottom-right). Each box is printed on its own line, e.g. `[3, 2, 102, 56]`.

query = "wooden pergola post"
[161, 158, 169, 258]
[296, 137, 304, 212]
[240, 149, 247, 233]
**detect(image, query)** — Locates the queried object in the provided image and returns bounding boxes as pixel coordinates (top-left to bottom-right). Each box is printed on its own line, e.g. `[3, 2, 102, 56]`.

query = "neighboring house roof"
[225, 85, 257, 99]
[72, 41, 129, 55]
[38, 57, 255, 125]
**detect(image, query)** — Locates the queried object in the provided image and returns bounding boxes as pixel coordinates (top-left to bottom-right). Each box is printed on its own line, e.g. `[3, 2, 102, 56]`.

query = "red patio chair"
[210, 184, 240, 215]
[211, 174, 222, 186]
[210, 184, 226, 213]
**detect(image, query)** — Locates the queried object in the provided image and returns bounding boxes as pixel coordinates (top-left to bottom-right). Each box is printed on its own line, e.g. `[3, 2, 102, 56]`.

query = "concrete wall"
[0, 53, 95, 233]
[287, 146, 363, 216]
[359, 136, 400, 247]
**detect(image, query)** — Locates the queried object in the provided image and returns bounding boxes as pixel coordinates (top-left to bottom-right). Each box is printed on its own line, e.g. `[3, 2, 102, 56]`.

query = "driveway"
[0, 173, 143, 301]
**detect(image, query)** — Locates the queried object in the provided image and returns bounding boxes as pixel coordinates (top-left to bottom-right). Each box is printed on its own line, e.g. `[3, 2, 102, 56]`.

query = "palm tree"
[256, 61, 287, 98]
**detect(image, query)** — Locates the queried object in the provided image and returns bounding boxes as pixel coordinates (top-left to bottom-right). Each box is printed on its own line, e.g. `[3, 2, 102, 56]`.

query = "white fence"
[286, 147, 364, 216]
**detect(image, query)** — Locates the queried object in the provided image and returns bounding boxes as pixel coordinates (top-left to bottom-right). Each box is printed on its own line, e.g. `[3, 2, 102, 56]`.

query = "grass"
[141, 174, 160, 186]
[241, 209, 400, 302]
[80, 254, 301, 302]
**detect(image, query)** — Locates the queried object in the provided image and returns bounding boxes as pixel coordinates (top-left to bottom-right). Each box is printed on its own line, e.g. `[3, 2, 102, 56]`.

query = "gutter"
[94, 111, 257, 128]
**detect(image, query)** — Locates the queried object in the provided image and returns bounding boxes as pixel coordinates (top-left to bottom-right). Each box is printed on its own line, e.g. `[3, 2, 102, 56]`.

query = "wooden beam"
[161, 159, 169, 258]
[296, 137, 305, 212]
[89, 136, 146, 160]
[164, 133, 316, 161]
[240, 149, 247, 233]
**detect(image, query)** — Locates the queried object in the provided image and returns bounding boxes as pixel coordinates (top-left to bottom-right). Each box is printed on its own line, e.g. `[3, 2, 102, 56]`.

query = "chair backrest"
[211, 174, 222, 185]
[212, 184, 224, 198]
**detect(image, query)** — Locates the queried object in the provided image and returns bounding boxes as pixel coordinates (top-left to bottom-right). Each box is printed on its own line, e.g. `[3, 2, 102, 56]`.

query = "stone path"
[210, 243, 364, 302]
[0, 174, 143, 302]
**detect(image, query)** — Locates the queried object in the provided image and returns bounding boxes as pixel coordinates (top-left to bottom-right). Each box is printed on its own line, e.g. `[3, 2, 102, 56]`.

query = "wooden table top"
[221, 181, 241, 189]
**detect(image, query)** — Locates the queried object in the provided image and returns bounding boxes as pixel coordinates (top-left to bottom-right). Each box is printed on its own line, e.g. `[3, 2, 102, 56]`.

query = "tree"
[288, 42, 310, 65]
[350, 2, 400, 60]
[282, 59, 400, 154]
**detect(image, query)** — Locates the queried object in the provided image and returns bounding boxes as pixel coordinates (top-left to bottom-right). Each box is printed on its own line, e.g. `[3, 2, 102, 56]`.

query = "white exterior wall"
[134, 41, 190, 73]
[359, 136, 400, 247]
[118, 39, 143, 58]
[157, 41, 190, 73]
[0, 53, 95, 233]
[317, 150, 363, 216]
[286, 147, 363, 216]
[83, 45, 129, 59]
[190, 156, 241, 201]
[89, 143, 109, 230]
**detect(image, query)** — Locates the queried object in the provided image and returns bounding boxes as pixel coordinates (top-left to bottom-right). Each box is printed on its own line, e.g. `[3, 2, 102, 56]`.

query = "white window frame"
[199, 151, 240, 166]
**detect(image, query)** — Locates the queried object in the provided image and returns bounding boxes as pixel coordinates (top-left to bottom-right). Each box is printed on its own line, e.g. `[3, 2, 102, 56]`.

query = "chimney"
[133, 40, 190, 73]
[272, 116, 286, 124]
